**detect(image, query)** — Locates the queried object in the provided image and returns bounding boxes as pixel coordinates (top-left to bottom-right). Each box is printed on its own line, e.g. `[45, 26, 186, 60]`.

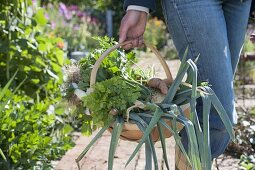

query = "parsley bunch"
[83, 76, 142, 127]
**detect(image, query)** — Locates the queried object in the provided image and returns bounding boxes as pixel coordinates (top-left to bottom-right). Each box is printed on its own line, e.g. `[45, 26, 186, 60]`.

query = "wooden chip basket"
[89, 41, 190, 142]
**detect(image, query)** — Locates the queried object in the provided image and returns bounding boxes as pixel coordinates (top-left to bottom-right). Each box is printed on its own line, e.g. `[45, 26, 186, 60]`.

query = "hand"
[119, 10, 148, 50]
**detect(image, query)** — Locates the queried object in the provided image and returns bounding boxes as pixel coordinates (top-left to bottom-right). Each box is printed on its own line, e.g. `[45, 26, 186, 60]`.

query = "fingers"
[132, 38, 139, 47]
[121, 36, 144, 50]
[122, 43, 133, 50]
[119, 19, 129, 44]
[118, 10, 147, 50]
[138, 37, 144, 48]
[119, 16, 135, 50]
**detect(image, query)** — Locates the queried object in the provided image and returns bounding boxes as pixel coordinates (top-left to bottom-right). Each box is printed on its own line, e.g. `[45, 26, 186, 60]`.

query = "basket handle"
[89, 41, 173, 88]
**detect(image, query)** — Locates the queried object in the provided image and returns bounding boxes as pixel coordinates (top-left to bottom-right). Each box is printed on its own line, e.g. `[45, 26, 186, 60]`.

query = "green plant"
[0, 89, 74, 169]
[65, 39, 234, 169]
[240, 154, 255, 170]
[0, 71, 20, 169]
[0, 1, 74, 169]
[63, 36, 142, 134]
[84, 76, 142, 127]
[0, 1, 68, 100]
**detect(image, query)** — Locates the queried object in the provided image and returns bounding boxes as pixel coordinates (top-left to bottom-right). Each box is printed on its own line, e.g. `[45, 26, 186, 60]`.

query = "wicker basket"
[89, 41, 190, 142]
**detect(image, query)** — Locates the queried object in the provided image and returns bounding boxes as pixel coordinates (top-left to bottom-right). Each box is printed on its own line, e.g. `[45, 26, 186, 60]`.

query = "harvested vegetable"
[147, 78, 169, 95]
[63, 37, 234, 170]
[83, 76, 142, 127]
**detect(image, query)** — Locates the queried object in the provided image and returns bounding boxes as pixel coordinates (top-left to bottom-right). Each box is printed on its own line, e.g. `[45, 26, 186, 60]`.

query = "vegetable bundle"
[63, 37, 234, 170]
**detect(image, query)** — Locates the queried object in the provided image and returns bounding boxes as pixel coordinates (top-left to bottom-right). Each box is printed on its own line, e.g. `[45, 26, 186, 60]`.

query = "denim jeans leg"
[223, 0, 252, 75]
[161, 0, 251, 159]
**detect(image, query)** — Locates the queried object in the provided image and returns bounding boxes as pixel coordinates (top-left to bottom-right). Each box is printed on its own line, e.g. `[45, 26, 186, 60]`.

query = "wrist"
[126, 9, 148, 18]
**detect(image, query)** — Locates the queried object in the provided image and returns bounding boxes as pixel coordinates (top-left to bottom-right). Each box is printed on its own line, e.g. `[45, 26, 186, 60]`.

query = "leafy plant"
[0, 0, 74, 169]
[63, 36, 143, 135]
[0, 71, 19, 169]
[240, 154, 255, 170]
[0, 88, 74, 169]
[78, 36, 138, 87]
[67, 40, 234, 169]
[0, 0, 67, 100]
[83, 76, 142, 127]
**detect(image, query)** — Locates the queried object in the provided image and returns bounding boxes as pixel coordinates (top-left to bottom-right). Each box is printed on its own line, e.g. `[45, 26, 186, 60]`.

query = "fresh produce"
[83, 76, 142, 127]
[63, 36, 150, 134]
[147, 78, 169, 95]
[64, 37, 235, 170]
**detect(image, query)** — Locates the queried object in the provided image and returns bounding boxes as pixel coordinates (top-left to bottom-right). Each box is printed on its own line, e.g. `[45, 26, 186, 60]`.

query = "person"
[118, 0, 252, 169]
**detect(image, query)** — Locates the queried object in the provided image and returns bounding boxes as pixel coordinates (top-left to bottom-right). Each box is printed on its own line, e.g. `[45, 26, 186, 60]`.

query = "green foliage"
[78, 37, 138, 88]
[65, 38, 234, 170]
[0, 90, 73, 169]
[240, 154, 255, 170]
[64, 36, 138, 94]
[0, 0, 74, 169]
[64, 37, 148, 135]
[0, 0, 67, 100]
[83, 76, 141, 127]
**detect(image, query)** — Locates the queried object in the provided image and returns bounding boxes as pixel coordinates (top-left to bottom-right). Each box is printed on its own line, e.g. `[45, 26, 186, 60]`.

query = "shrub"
[0, 0, 74, 169]
[0, 89, 73, 169]
[0, 1, 68, 100]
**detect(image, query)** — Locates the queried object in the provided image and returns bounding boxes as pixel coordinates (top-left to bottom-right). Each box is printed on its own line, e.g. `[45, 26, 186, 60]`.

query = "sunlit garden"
[0, 0, 255, 170]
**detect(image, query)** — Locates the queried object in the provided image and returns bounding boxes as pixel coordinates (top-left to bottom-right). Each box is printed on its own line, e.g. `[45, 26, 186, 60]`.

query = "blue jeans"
[161, 0, 251, 159]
